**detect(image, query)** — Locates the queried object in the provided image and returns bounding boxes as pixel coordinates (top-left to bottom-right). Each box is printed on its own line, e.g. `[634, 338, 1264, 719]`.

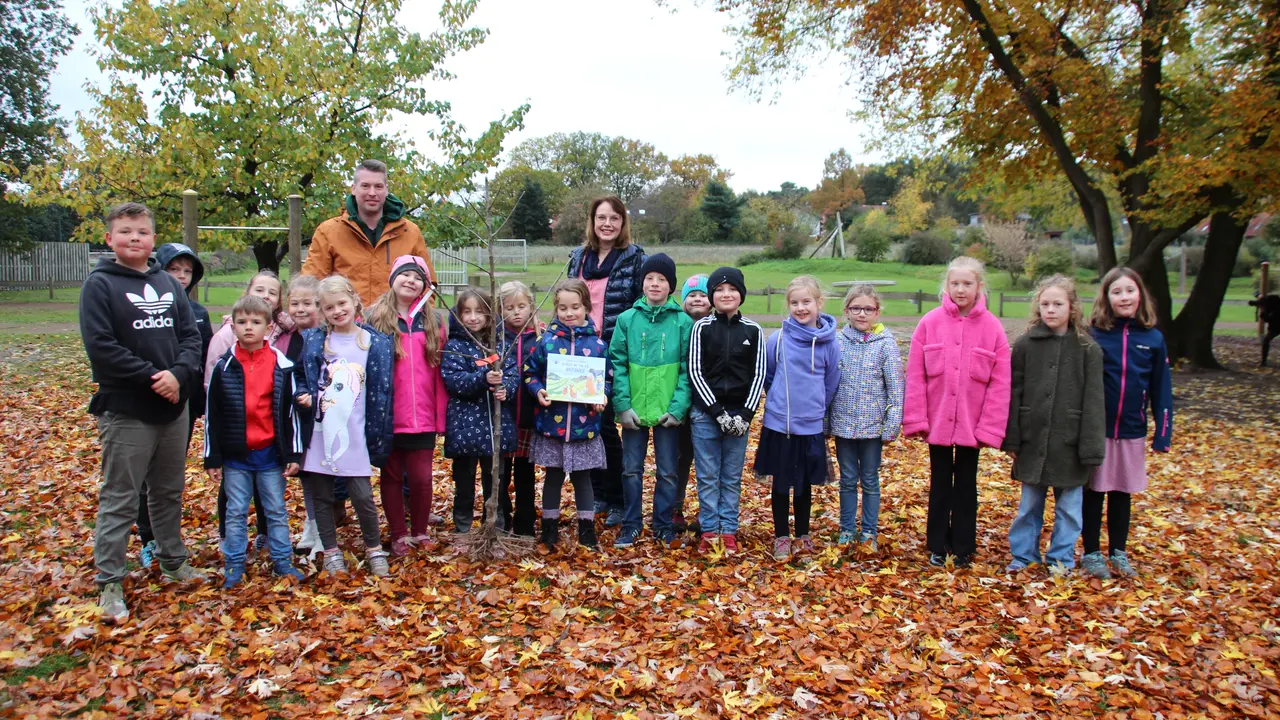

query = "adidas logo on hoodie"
[128, 284, 175, 329]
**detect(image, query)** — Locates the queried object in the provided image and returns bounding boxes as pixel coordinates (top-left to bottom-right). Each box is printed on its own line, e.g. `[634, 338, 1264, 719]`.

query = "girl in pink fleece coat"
[903, 257, 1011, 567]
[366, 256, 448, 557]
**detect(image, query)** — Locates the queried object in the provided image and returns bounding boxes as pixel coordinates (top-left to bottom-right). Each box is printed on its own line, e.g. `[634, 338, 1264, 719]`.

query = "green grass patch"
[3, 652, 87, 686]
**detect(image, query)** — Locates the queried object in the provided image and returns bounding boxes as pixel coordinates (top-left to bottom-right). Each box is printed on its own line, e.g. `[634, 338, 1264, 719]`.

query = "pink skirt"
[1089, 438, 1148, 493]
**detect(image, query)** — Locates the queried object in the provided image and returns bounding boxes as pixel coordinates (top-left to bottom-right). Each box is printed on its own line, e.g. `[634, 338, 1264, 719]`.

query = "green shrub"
[855, 228, 891, 262]
[1026, 245, 1075, 281]
[965, 242, 991, 264]
[901, 231, 952, 265]
[740, 229, 810, 266]
[1164, 246, 1204, 276]
[773, 229, 808, 260]
[1073, 245, 1099, 271]
[1234, 247, 1258, 278]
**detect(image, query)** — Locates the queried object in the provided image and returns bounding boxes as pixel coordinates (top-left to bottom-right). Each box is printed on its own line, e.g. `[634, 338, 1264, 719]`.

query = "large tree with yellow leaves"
[715, 0, 1280, 366]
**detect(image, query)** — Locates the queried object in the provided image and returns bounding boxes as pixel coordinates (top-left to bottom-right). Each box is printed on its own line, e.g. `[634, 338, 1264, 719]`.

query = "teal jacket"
[608, 296, 693, 425]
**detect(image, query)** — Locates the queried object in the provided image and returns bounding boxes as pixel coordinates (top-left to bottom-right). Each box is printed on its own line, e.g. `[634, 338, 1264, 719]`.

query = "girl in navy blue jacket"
[523, 279, 613, 550]
[441, 288, 518, 534]
[1083, 267, 1173, 579]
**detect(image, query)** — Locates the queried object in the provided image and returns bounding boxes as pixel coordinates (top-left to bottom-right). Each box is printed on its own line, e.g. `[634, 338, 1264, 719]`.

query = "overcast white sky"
[48, 0, 884, 193]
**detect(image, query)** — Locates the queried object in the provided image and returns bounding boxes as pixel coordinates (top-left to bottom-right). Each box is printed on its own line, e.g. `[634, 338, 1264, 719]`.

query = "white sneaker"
[296, 518, 319, 551]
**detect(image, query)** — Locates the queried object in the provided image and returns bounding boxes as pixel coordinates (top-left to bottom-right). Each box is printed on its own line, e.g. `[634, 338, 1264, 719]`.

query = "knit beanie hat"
[388, 254, 430, 286]
[681, 274, 709, 302]
[638, 253, 677, 294]
[707, 266, 747, 302]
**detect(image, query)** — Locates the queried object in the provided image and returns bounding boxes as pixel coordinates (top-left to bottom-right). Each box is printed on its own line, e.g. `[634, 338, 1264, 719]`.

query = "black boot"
[540, 519, 559, 548]
[577, 519, 598, 549]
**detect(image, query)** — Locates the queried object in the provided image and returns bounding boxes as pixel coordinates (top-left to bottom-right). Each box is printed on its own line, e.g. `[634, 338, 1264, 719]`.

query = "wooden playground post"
[765, 285, 772, 313]
[916, 289, 924, 315]
[288, 194, 302, 277]
[999, 292, 1005, 318]
[182, 190, 199, 299]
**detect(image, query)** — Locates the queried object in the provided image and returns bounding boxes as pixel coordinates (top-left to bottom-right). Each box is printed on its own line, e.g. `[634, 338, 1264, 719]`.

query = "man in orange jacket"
[303, 159, 437, 306]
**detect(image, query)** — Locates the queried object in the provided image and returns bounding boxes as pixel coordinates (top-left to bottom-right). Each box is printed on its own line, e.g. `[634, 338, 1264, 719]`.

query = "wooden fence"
[0, 242, 91, 290]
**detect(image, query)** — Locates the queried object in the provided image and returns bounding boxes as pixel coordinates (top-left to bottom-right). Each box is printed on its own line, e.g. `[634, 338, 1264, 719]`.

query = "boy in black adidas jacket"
[687, 266, 766, 554]
[79, 202, 207, 624]
[204, 295, 308, 588]
[134, 242, 215, 572]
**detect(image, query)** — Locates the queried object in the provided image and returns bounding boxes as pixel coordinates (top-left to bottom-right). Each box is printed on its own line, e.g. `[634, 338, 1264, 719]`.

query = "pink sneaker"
[389, 537, 413, 558]
[721, 534, 738, 554]
[796, 535, 815, 553]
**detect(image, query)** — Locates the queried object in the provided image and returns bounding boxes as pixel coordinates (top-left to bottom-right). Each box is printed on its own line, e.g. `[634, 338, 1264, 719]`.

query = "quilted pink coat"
[902, 291, 1011, 448]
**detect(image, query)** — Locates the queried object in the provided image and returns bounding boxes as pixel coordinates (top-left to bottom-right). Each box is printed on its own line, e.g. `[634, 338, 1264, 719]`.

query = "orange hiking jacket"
[303, 195, 436, 306]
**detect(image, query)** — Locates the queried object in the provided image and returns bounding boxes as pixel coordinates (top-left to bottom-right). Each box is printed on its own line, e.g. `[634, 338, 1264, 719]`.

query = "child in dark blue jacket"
[441, 288, 518, 534]
[1082, 267, 1173, 579]
[296, 277, 395, 578]
[204, 295, 307, 587]
[523, 279, 613, 550]
[499, 281, 543, 538]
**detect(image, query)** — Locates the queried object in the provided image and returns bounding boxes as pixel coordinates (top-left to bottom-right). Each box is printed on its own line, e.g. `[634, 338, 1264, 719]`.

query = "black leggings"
[771, 477, 812, 538]
[927, 444, 980, 559]
[452, 456, 504, 532]
[503, 456, 537, 536]
[1082, 489, 1132, 555]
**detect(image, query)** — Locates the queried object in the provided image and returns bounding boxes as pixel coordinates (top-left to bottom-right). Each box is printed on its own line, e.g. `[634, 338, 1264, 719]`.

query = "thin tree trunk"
[253, 239, 281, 274]
[1168, 209, 1247, 369]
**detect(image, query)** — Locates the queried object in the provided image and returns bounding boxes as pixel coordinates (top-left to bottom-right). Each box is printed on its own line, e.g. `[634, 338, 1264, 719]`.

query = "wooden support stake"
[182, 190, 199, 300]
[288, 194, 302, 278]
[766, 285, 772, 313]
[48, 275, 54, 300]
[916, 289, 923, 315]
[999, 292, 1005, 318]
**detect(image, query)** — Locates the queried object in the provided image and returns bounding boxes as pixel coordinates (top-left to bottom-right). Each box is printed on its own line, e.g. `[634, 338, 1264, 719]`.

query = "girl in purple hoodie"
[903, 257, 1011, 568]
[755, 276, 841, 561]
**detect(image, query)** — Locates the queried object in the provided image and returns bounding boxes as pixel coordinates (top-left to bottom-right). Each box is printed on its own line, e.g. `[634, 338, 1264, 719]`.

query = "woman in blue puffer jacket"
[565, 195, 645, 526]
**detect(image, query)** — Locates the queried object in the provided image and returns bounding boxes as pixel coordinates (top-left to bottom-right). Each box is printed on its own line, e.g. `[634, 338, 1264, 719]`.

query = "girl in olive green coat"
[1003, 275, 1106, 572]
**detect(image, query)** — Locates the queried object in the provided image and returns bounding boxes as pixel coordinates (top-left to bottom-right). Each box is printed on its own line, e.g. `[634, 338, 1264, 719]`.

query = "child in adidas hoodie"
[80, 202, 208, 624]
[134, 242, 214, 572]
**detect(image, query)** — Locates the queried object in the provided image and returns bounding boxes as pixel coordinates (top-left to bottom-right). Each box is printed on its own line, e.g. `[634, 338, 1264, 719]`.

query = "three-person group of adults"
[303, 159, 647, 521]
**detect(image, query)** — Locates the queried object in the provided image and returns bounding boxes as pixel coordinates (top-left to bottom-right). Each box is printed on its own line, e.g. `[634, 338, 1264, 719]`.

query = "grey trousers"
[95, 409, 191, 585]
[302, 474, 380, 551]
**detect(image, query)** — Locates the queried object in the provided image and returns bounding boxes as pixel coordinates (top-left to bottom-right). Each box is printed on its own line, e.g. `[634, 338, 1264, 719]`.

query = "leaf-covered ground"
[0, 333, 1278, 719]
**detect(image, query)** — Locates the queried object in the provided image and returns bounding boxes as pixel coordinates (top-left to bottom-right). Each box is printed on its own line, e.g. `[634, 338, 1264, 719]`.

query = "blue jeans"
[222, 465, 292, 568]
[1008, 484, 1083, 568]
[689, 407, 748, 535]
[621, 424, 681, 534]
[835, 437, 882, 538]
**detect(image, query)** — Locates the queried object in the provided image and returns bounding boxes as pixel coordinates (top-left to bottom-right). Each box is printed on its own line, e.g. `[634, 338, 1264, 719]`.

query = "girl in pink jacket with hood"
[903, 257, 1011, 568]
[366, 256, 447, 557]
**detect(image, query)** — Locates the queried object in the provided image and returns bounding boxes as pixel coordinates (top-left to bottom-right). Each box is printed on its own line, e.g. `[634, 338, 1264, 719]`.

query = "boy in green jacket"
[610, 253, 693, 548]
